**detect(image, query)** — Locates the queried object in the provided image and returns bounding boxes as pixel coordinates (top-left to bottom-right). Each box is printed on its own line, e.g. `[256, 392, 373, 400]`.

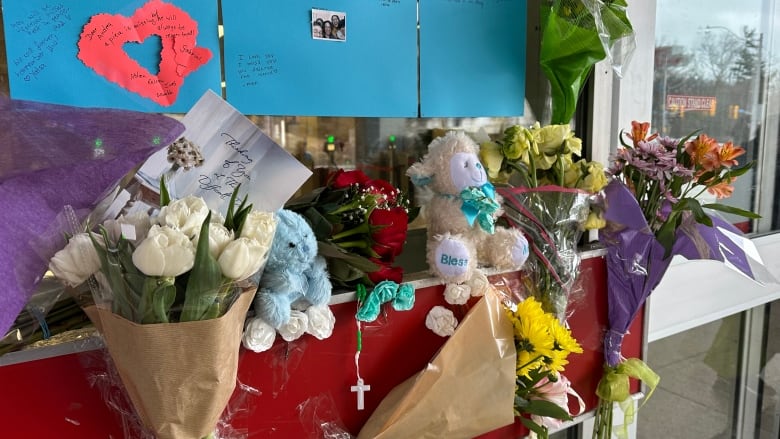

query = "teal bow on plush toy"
[460, 182, 499, 234]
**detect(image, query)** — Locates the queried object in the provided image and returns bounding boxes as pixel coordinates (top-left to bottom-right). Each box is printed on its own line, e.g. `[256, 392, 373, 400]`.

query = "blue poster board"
[419, 0, 526, 117]
[3, 0, 221, 112]
[221, 0, 418, 117]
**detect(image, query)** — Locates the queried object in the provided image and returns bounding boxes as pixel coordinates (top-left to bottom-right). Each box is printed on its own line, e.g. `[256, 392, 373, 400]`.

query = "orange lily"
[707, 178, 736, 199]
[685, 134, 719, 170]
[628, 121, 658, 146]
[717, 141, 746, 168]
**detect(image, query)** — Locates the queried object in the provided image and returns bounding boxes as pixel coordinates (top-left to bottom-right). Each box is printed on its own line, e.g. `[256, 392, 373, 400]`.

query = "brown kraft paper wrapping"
[95, 288, 256, 439]
[358, 287, 517, 439]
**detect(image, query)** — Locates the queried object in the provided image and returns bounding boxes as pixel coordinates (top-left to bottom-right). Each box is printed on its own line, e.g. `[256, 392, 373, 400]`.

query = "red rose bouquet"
[286, 169, 418, 287]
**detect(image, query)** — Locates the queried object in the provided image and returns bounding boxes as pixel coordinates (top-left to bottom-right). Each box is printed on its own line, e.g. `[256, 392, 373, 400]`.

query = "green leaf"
[675, 198, 712, 227]
[285, 187, 326, 210]
[91, 229, 134, 320]
[224, 185, 242, 231]
[152, 281, 177, 323]
[233, 196, 254, 236]
[725, 161, 754, 178]
[656, 214, 679, 260]
[302, 207, 336, 239]
[318, 241, 381, 272]
[523, 399, 573, 421]
[702, 203, 761, 219]
[407, 206, 421, 224]
[181, 212, 225, 322]
[519, 416, 548, 438]
[159, 176, 171, 207]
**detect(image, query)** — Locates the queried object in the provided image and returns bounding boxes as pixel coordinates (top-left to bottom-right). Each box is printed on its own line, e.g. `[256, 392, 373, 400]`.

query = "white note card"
[137, 90, 312, 212]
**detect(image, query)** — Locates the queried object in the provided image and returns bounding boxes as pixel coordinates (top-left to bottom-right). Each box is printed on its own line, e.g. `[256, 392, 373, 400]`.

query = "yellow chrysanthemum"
[513, 296, 547, 322]
[544, 349, 571, 375]
[515, 319, 554, 377]
[512, 306, 555, 377]
[547, 316, 584, 355]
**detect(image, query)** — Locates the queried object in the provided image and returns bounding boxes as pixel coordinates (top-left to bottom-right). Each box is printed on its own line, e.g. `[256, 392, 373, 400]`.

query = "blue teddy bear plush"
[253, 209, 332, 328]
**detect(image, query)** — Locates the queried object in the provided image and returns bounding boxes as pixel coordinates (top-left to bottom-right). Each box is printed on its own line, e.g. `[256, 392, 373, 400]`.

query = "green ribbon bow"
[595, 358, 660, 439]
[460, 182, 499, 234]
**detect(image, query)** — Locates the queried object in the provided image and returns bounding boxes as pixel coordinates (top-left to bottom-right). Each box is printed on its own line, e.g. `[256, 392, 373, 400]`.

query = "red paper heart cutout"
[77, 0, 211, 107]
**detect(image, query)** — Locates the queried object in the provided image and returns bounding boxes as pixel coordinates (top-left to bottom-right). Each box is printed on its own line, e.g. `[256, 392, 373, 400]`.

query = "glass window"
[639, 315, 742, 438]
[757, 300, 780, 437]
[653, 0, 780, 233]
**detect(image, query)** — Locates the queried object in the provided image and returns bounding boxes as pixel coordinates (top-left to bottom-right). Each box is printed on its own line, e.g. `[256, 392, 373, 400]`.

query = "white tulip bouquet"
[50, 182, 276, 324]
[48, 181, 277, 439]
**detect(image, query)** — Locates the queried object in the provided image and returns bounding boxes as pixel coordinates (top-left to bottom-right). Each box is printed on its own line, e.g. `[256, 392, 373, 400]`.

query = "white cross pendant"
[351, 377, 371, 411]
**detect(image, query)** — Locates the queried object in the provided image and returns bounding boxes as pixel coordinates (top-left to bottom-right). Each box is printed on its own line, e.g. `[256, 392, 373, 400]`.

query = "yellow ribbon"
[595, 358, 660, 439]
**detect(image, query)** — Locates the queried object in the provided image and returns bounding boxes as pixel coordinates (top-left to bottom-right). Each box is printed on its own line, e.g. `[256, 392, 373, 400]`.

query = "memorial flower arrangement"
[48, 181, 276, 439]
[593, 121, 762, 439]
[507, 296, 584, 438]
[286, 169, 417, 287]
[479, 123, 608, 319]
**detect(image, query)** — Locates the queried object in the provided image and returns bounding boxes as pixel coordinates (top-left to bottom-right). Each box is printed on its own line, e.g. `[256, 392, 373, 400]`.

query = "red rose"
[330, 169, 371, 189]
[366, 179, 399, 205]
[368, 207, 408, 259]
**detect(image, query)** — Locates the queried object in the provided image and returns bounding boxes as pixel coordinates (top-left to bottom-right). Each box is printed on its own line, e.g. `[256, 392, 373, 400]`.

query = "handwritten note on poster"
[137, 90, 312, 212]
[222, 0, 417, 117]
[3, 0, 220, 112]
[77, 0, 212, 107]
[419, 0, 526, 117]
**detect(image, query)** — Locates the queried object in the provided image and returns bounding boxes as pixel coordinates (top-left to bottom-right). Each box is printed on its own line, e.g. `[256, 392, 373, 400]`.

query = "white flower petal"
[425, 306, 458, 337]
[278, 310, 309, 342]
[242, 317, 277, 352]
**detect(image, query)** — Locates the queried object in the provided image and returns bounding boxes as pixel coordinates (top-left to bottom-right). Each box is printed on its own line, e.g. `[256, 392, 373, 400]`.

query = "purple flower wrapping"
[0, 97, 184, 337]
[599, 179, 757, 367]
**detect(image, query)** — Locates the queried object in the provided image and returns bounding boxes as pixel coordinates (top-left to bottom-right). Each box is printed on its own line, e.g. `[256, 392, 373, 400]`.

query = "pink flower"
[530, 374, 584, 431]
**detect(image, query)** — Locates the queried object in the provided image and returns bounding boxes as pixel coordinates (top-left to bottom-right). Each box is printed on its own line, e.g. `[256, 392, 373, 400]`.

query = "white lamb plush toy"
[407, 131, 529, 287]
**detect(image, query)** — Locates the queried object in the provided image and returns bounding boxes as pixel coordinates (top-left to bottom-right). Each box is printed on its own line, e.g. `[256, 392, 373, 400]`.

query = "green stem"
[335, 240, 370, 249]
[331, 221, 369, 241]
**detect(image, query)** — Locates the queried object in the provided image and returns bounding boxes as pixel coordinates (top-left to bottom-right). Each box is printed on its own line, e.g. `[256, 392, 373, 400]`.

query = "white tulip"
[192, 222, 234, 259]
[210, 210, 226, 224]
[278, 310, 309, 342]
[103, 211, 152, 243]
[304, 305, 336, 340]
[155, 195, 210, 238]
[242, 317, 277, 352]
[49, 233, 102, 287]
[240, 211, 277, 248]
[218, 237, 269, 281]
[425, 306, 458, 337]
[132, 225, 195, 277]
[119, 211, 152, 242]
